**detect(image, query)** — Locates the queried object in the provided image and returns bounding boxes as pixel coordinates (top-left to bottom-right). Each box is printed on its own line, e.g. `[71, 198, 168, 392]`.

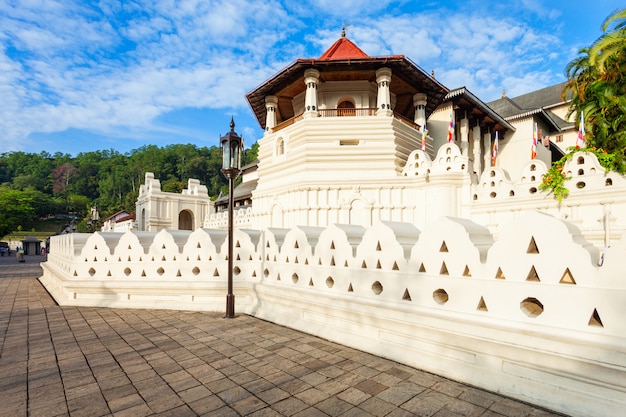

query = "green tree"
[563, 8, 626, 168]
[0, 188, 37, 237]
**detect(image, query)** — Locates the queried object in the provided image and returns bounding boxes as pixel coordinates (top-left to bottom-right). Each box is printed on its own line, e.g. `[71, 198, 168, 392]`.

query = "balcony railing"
[270, 108, 421, 133]
[318, 108, 377, 117]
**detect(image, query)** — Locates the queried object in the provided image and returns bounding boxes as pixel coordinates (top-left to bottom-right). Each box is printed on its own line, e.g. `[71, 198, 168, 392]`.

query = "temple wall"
[206, 148, 626, 250]
[40, 212, 626, 417]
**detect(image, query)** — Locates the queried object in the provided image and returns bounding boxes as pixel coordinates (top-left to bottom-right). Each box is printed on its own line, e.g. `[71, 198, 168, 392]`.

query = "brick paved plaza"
[0, 254, 564, 416]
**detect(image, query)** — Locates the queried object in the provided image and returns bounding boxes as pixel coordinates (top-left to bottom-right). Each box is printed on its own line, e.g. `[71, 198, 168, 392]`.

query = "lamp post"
[220, 117, 243, 318]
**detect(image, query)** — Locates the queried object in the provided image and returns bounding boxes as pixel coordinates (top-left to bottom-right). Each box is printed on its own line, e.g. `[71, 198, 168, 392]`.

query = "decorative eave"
[246, 55, 449, 129]
[503, 108, 568, 132]
[445, 87, 515, 132]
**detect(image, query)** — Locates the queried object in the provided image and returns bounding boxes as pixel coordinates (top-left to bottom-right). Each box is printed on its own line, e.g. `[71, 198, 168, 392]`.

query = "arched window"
[337, 100, 355, 116]
[276, 137, 285, 156]
[178, 210, 193, 230]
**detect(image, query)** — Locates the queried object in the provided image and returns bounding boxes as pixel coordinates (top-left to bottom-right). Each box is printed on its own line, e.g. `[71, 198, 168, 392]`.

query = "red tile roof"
[319, 36, 369, 60]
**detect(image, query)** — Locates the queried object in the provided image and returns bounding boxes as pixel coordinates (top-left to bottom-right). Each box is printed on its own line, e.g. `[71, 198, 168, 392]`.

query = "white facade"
[136, 173, 213, 232]
[40, 205, 626, 417]
[39, 35, 626, 417]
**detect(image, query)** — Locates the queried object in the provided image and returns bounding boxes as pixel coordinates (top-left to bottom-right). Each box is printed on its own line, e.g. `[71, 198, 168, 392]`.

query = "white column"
[483, 129, 491, 170]
[265, 95, 278, 131]
[413, 93, 427, 128]
[472, 120, 482, 177]
[376, 67, 392, 116]
[460, 115, 469, 157]
[303, 68, 320, 119]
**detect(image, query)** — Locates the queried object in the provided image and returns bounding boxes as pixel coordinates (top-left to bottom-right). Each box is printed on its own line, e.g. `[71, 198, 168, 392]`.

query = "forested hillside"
[0, 142, 258, 237]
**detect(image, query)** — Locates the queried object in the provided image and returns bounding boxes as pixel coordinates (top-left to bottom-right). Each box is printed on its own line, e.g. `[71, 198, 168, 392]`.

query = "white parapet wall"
[39, 212, 626, 417]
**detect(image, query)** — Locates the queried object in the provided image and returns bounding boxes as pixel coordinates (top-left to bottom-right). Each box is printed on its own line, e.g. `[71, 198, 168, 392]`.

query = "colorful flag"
[576, 111, 586, 149]
[447, 112, 454, 143]
[531, 122, 537, 159]
[421, 124, 428, 151]
[491, 131, 498, 166]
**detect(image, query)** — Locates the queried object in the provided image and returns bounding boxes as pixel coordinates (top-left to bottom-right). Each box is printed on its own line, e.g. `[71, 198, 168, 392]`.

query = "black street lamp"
[220, 117, 243, 318]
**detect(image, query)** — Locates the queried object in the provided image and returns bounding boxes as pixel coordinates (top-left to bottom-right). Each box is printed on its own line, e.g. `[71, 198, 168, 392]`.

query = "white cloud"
[0, 0, 604, 154]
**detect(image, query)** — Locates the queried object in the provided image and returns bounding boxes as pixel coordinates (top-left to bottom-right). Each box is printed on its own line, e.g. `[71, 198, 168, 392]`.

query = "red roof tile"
[319, 37, 369, 60]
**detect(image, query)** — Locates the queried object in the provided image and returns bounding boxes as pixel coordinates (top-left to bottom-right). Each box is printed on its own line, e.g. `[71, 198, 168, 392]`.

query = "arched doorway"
[178, 210, 194, 230]
[337, 99, 356, 116]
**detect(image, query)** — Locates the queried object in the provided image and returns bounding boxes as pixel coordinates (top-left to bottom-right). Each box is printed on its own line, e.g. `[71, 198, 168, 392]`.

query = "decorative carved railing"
[318, 108, 377, 117]
[271, 108, 423, 133]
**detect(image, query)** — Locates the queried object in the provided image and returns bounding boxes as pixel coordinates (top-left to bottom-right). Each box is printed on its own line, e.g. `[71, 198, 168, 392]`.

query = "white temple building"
[135, 33, 622, 249]
[40, 34, 626, 417]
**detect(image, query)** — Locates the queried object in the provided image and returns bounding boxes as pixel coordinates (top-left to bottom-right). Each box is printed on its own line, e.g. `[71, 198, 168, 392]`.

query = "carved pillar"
[472, 120, 482, 177]
[460, 114, 469, 157]
[483, 129, 492, 172]
[376, 67, 392, 116]
[265, 95, 278, 131]
[303, 68, 320, 119]
[413, 93, 427, 128]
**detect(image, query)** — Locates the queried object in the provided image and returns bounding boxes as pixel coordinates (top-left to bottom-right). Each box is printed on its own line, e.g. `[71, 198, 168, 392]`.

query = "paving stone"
[151, 404, 196, 417]
[357, 396, 397, 416]
[353, 378, 388, 396]
[376, 381, 427, 406]
[255, 386, 291, 405]
[432, 380, 468, 397]
[107, 393, 145, 413]
[0, 268, 564, 417]
[401, 397, 446, 416]
[337, 386, 371, 405]
[272, 397, 309, 416]
[231, 394, 268, 415]
[295, 387, 330, 406]
[444, 397, 488, 417]
[248, 406, 283, 416]
[316, 378, 349, 396]
[187, 394, 227, 414]
[146, 393, 185, 413]
[179, 382, 212, 403]
[292, 406, 329, 417]
[315, 396, 354, 415]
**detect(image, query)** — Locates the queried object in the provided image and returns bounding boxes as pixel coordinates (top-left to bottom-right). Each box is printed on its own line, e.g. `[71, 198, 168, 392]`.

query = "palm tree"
[562, 8, 626, 168]
[589, 8, 626, 73]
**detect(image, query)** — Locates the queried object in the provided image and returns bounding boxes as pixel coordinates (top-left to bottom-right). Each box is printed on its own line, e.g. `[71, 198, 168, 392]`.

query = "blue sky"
[0, 0, 622, 156]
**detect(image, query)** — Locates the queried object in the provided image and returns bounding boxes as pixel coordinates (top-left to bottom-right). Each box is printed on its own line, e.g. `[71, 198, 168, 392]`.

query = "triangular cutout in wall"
[527, 236, 539, 254]
[477, 296, 488, 311]
[495, 267, 505, 279]
[588, 308, 604, 327]
[559, 268, 576, 285]
[526, 265, 540, 282]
